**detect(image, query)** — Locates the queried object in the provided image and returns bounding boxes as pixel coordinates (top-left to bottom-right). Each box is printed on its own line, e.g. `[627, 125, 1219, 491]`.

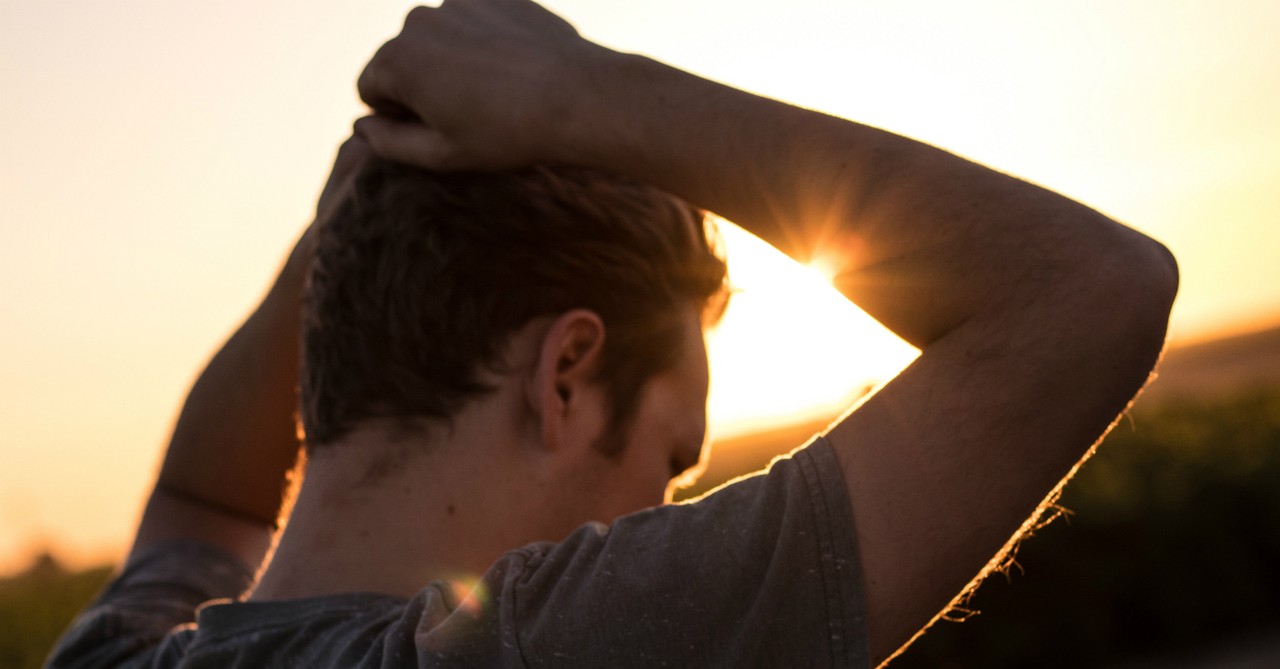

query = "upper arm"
[827, 242, 1177, 664]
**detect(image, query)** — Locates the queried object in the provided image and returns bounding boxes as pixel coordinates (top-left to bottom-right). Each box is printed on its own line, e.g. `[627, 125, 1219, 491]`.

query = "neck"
[250, 418, 552, 601]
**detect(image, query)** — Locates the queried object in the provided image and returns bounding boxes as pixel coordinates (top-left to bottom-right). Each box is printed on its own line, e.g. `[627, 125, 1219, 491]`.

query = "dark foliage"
[892, 386, 1280, 668]
[0, 556, 112, 669]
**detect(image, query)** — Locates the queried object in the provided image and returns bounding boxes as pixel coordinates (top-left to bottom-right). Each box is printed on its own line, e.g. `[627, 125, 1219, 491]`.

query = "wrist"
[551, 47, 654, 170]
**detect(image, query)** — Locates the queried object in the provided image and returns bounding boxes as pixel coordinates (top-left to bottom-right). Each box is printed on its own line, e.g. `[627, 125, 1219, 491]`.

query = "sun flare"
[705, 218, 919, 443]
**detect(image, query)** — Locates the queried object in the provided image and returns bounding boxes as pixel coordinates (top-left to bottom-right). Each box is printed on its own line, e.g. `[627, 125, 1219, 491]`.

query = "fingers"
[354, 26, 469, 171]
[353, 115, 461, 170]
[356, 41, 404, 116]
[354, 0, 589, 171]
[357, 4, 447, 115]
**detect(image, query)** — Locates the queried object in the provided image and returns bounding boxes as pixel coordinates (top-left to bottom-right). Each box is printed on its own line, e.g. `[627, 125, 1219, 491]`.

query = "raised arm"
[352, 2, 1177, 664]
[127, 138, 369, 570]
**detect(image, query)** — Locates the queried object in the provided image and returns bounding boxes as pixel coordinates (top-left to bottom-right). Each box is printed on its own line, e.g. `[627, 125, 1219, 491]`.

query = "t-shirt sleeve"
[45, 540, 255, 669]
[497, 436, 868, 668]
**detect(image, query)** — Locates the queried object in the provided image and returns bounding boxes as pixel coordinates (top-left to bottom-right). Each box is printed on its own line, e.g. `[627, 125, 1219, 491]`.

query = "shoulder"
[46, 540, 253, 669]
[481, 438, 870, 668]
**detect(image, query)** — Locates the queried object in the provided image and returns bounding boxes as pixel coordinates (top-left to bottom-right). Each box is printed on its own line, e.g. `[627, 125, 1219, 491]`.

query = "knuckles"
[356, 40, 408, 110]
[405, 5, 435, 27]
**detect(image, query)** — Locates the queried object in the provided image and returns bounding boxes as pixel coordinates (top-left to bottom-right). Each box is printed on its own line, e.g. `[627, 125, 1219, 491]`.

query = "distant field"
[684, 324, 1280, 498]
[1141, 324, 1280, 405]
[0, 558, 112, 669]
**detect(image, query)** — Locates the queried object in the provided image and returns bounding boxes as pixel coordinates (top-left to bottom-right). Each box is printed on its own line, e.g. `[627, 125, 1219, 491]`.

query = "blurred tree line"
[0, 556, 111, 669]
[4, 386, 1278, 668]
[893, 385, 1280, 668]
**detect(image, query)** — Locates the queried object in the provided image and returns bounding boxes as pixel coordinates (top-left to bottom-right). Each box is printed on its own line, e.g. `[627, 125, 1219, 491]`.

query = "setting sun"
[706, 219, 918, 441]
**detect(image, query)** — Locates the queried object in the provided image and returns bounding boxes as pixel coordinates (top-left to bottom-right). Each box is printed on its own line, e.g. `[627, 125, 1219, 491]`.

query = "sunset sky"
[2, 0, 1278, 574]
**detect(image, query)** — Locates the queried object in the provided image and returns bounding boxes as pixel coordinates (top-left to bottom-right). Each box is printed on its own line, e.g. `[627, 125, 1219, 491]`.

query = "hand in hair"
[356, 0, 592, 171]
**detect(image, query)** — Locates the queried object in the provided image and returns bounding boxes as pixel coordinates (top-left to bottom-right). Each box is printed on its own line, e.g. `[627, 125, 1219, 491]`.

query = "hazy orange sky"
[2, 0, 1278, 574]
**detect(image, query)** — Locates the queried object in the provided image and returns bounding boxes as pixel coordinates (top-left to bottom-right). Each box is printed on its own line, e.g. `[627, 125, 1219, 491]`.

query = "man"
[48, 1, 1177, 667]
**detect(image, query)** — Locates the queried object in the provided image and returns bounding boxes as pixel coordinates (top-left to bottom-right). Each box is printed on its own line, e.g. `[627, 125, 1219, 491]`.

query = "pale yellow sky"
[2, 0, 1278, 574]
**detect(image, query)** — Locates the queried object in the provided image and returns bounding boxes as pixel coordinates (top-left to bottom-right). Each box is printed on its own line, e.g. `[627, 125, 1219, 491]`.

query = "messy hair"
[300, 158, 727, 453]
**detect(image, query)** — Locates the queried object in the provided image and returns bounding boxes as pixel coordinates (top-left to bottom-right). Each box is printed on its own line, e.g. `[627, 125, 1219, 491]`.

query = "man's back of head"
[300, 158, 728, 455]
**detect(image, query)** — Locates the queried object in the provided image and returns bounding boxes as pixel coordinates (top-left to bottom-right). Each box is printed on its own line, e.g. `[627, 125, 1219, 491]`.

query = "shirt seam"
[799, 437, 859, 667]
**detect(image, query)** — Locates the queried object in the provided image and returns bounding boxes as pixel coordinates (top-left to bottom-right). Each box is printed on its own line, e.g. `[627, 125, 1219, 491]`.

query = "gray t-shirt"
[48, 438, 868, 668]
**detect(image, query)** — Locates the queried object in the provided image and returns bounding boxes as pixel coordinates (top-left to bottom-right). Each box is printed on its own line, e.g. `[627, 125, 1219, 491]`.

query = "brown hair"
[300, 158, 727, 452]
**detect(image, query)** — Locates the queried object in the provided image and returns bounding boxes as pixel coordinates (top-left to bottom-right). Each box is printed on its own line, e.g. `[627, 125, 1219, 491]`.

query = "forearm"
[130, 238, 310, 564]
[560, 50, 1176, 348]
[125, 138, 364, 568]
[160, 241, 309, 519]
[357, 5, 1175, 349]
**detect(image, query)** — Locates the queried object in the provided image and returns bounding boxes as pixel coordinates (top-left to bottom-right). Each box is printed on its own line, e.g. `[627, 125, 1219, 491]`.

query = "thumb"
[353, 115, 461, 170]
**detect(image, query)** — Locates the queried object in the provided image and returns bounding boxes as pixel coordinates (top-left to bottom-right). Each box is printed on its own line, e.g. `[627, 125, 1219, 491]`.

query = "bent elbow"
[1152, 238, 1180, 310]
[1122, 234, 1179, 335]
[1085, 232, 1179, 374]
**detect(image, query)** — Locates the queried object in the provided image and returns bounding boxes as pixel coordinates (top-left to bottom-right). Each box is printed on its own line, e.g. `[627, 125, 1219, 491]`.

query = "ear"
[526, 309, 608, 455]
